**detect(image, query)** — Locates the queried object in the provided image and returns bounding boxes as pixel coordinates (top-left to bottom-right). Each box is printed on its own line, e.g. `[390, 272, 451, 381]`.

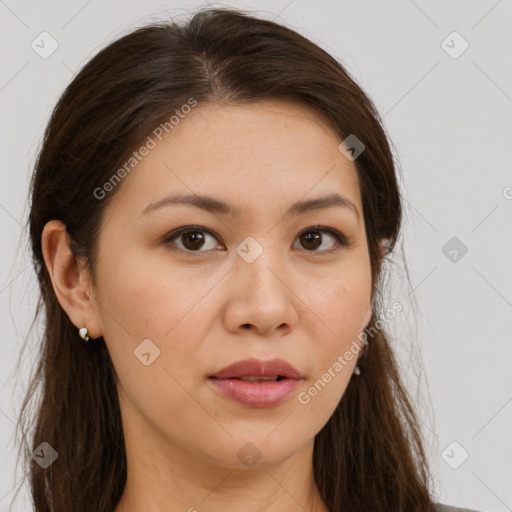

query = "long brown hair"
[14, 7, 437, 511]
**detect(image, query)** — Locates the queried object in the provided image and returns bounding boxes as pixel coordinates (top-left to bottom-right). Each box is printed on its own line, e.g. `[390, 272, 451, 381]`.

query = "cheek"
[302, 260, 371, 395]
[98, 247, 207, 336]
[95, 248, 215, 383]
[97, 255, 211, 424]
[296, 283, 367, 430]
[308, 261, 372, 344]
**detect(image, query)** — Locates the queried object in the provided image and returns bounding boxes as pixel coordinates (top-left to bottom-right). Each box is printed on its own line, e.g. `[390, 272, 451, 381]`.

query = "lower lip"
[207, 377, 302, 408]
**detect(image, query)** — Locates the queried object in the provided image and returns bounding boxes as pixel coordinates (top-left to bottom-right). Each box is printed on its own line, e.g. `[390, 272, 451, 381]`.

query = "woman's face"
[88, 99, 373, 469]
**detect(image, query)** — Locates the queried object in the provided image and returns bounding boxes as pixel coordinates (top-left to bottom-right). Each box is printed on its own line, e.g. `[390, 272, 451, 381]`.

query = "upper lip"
[209, 357, 303, 380]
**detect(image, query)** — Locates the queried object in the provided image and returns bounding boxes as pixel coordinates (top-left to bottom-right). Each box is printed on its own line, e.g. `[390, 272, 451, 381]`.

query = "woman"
[15, 6, 481, 512]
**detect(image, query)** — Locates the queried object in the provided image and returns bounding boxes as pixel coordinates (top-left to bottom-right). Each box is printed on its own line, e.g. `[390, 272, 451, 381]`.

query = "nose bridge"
[222, 233, 300, 336]
[233, 234, 292, 309]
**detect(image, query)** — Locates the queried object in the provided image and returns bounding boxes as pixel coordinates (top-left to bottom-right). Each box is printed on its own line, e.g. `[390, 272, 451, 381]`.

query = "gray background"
[1, 1, 511, 510]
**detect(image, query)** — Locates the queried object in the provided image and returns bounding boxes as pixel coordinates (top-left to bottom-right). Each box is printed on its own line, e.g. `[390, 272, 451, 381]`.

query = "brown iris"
[181, 231, 206, 250]
[299, 231, 322, 250]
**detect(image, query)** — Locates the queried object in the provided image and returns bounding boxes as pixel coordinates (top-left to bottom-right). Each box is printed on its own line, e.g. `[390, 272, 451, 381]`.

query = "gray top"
[436, 504, 481, 512]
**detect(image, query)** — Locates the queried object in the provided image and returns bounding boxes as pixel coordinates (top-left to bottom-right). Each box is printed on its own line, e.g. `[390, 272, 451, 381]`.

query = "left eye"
[294, 227, 348, 252]
[162, 225, 349, 254]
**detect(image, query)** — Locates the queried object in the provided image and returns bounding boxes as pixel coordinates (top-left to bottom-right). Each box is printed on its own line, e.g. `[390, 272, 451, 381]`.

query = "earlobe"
[41, 220, 102, 339]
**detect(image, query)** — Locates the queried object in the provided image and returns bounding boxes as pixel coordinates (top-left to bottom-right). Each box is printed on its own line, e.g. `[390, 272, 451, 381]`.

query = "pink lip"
[208, 378, 302, 408]
[208, 357, 303, 408]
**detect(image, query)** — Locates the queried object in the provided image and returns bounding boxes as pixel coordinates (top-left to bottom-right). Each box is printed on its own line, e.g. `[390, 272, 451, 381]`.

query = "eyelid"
[162, 225, 352, 254]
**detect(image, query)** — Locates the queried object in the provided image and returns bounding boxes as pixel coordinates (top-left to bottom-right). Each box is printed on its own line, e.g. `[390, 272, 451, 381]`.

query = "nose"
[222, 242, 299, 337]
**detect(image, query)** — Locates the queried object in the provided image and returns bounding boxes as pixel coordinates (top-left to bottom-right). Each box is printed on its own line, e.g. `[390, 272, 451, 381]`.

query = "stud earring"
[353, 365, 361, 376]
[78, 327, 90, 343]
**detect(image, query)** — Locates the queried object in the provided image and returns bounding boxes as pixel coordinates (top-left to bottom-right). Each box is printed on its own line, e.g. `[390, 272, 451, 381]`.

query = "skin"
[42, 99, 379, 512]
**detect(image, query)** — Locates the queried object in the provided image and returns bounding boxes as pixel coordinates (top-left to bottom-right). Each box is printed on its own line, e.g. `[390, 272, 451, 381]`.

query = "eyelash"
[161, 225, 351, 255]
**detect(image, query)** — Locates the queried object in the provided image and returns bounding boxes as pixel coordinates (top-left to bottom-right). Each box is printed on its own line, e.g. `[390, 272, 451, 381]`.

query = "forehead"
[105, 100, 362, 222]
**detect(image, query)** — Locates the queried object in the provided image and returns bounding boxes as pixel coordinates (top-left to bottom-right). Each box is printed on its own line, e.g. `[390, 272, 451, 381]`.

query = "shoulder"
[435, 503, 482, 512]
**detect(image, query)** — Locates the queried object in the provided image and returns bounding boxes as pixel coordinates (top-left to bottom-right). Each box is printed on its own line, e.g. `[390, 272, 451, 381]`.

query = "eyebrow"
[141, 192, 360, 222]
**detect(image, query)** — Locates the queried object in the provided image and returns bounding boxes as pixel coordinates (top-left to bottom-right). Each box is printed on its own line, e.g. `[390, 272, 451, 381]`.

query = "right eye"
[162, 226, 224, 253]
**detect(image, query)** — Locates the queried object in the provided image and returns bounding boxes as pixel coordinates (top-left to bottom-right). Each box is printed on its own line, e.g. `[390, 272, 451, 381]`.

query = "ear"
[41, 220, 103, 339]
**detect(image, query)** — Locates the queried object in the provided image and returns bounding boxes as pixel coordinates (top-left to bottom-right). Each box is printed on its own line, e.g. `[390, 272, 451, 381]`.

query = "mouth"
[207, 357, 304, 407]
